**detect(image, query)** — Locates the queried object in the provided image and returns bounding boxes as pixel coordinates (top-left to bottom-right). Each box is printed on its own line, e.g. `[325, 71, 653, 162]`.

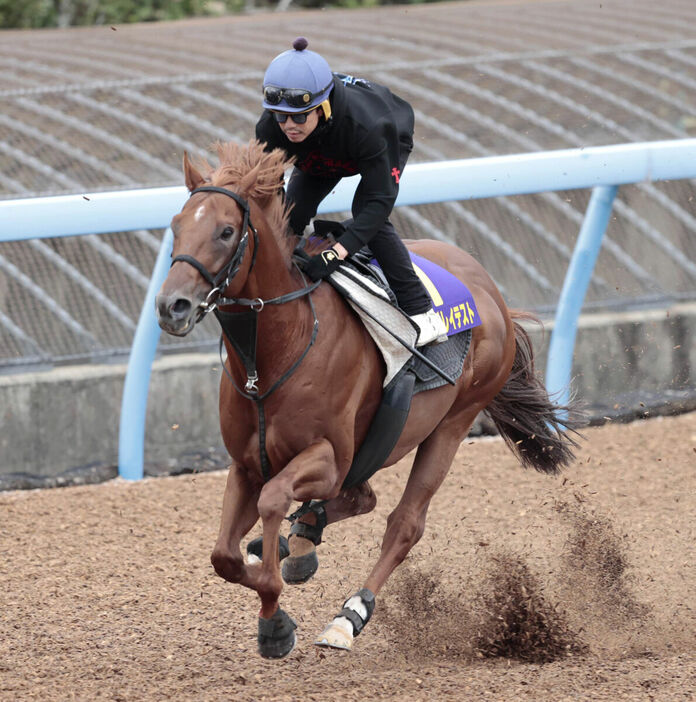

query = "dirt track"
[1, 413, 695, 701]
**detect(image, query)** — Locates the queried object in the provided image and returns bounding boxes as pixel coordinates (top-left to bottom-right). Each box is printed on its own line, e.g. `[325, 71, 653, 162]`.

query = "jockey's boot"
[411, 308, 448, 346]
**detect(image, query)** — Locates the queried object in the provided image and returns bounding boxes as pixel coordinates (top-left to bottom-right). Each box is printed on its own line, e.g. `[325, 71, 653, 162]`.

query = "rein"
[172, 184, 321, 483]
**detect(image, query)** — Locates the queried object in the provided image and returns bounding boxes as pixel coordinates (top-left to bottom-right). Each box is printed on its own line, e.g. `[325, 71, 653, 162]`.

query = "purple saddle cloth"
[370, 251, 481, 337]
[408, 252, 481, 337]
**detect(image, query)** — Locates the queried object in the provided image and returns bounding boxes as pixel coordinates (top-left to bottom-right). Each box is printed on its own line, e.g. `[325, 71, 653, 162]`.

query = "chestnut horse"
[155, 140, 580, 659]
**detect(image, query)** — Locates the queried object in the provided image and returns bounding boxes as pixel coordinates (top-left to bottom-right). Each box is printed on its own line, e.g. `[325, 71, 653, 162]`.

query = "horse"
[155, 140, 581, 659]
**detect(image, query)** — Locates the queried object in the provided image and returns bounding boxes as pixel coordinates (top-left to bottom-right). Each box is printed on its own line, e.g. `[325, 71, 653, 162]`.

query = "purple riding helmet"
[262, 37, 334, 114]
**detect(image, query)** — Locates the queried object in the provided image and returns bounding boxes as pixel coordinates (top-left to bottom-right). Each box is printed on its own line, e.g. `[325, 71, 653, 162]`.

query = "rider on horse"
[255, 37, 449, 346]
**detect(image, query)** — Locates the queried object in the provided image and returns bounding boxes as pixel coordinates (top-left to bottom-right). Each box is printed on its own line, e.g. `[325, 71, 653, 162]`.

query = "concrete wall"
[530, 302, 695, 399]
[1, 354, 225, 482]
[1, 302, 694, 483]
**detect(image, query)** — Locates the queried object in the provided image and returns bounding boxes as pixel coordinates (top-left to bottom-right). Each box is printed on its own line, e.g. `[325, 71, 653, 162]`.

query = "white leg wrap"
[314, 591, 372, 651]
[343, 595, 368, 620]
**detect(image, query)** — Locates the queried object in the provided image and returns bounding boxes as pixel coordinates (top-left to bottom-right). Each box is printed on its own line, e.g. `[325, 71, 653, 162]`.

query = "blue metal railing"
[2, 139, 695, 480]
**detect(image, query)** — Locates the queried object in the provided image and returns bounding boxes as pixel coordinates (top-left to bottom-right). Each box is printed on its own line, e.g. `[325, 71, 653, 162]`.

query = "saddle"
[301, 221, 480, 489]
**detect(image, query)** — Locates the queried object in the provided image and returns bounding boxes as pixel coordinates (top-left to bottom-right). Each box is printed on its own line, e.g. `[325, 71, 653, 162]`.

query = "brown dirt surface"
[1, 413, 695, 701]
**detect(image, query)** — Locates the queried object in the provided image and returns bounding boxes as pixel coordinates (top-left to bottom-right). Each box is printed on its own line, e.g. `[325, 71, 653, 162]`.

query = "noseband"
[171, 185, 259, 320]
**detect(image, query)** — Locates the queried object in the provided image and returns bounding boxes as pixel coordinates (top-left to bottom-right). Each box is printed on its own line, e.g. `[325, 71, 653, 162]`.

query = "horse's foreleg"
[210, 462, 261, 587]
[317, 415, 474, 651]
[253, 438, 341, 657]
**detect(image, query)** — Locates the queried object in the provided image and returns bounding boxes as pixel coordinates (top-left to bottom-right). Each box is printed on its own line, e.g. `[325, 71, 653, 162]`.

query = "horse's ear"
[183, 151, 205, 192]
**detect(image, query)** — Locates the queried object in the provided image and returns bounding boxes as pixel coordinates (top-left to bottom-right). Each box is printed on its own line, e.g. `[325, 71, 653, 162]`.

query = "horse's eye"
[220, 227, 235, 241]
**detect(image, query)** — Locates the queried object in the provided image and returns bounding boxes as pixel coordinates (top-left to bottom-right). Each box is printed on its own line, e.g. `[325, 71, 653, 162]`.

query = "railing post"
[545, 185, 618, 409]
[117, 228, 174, 480]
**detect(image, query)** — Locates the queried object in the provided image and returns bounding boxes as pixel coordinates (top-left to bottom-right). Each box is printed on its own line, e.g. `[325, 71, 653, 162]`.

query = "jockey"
[256, 37, 448, 347]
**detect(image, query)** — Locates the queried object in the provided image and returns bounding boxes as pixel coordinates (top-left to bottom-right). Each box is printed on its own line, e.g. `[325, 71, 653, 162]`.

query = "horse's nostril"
[171, 298, 192, 318]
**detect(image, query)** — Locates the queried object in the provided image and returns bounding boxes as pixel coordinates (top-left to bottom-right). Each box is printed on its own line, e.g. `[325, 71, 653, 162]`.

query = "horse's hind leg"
[316, 412, 476, 651]
[284, 482, 377, 584]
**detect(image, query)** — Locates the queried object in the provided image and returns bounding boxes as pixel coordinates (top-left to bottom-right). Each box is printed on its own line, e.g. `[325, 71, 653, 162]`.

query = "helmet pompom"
[292, 37, 309, 51]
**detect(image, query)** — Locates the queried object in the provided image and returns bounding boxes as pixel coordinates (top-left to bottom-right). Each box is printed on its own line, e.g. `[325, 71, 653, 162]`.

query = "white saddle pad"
[329, 266, 417, 387]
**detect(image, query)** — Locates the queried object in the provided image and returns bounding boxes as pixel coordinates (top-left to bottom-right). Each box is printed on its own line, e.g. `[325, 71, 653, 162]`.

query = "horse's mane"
[195, 140, 295, 255]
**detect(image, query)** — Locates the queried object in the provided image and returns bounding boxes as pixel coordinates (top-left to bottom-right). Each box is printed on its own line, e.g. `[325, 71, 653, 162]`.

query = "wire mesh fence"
[1, 0, 695, 371]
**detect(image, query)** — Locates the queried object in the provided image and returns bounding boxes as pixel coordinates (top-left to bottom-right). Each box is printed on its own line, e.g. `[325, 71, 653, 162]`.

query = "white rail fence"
[2, 139, 695, 479]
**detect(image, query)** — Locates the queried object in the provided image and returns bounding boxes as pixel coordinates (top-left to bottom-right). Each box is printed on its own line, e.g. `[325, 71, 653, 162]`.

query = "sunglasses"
[263, 80, 333, 109]
[272, 109, 316, 124]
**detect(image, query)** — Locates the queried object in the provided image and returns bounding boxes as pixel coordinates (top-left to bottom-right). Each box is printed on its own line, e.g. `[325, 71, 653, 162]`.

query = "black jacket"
[255, 75, 415, 254]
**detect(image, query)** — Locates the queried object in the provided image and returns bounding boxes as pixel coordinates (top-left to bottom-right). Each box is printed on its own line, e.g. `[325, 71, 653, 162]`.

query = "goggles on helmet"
[263, 80, 333, 109]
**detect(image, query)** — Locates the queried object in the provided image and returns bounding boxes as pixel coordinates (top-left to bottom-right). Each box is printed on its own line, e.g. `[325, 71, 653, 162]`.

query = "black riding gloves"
[301, 248, 342, 281]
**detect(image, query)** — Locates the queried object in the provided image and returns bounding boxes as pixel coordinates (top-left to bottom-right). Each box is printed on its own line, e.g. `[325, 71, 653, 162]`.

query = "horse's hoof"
[282, 551, 319, 584]
[314, 622, 353, 651]
[246, 535, 290, 565]
[257, 608, 297, 659]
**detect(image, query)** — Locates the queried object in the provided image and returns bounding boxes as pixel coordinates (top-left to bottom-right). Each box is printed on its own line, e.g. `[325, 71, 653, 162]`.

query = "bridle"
[170, 184, 321, 483]
[171, 185, 259, 322]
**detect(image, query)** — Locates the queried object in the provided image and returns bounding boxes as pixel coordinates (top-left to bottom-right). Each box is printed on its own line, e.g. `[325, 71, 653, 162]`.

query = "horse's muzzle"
[155, 292, 196, 336]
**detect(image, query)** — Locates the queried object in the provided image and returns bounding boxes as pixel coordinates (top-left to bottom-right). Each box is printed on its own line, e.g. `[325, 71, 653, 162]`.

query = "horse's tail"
[484, 312, 584, 475]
